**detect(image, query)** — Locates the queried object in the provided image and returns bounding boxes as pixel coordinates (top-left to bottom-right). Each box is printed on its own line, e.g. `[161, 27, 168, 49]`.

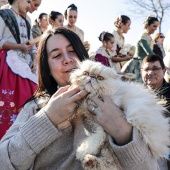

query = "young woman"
[94, 32, 131, 72]
[0, 0, 37, 139]
[153, 33, 165, 58]
[122, 16, 159, 83]
[112, 15, 133, 68]
[32, 13, 49, 39]
[22, 0, 42, 24]
[48, 11, 64, 28]
[64, 4, 84, 42]
[1, 0, 42, 24]
[28, 0, 41, 13]
[0, 27, 165, 170]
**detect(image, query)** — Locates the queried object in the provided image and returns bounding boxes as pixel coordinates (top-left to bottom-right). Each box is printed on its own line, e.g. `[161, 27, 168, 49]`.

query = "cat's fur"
[70, 60, 169, 170]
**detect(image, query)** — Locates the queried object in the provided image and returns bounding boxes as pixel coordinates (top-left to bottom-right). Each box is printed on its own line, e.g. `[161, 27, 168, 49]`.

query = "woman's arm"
[139, 39, 154, 55]
[109, 128, 158, 169]
[0, 86, 87, 170]
[111, 55, 133, 63]
[2, 41, 32, 53]
[0, 102, 62, 170]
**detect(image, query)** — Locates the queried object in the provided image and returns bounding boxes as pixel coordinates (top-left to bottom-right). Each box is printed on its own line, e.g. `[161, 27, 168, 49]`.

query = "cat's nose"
[90, 75, 96, 79]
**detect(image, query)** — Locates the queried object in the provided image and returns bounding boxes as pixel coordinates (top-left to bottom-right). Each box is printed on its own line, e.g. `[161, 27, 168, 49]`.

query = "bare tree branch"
[158, 0, 164, 31]
[124, 0, 170, 32]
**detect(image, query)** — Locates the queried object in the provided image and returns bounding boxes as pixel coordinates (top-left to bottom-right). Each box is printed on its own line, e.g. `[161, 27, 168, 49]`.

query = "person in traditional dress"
[48, 11, 64, 29]
[122, 16, 159, 83]
[112, 15, 133, 70]
[153, 33, 165, 59]
[93, 32, 131, 73]
[64, 4, 90, 51]
[28, 0, 41, 14]
[64, 4, 84, 42]
[0, 0, 37, 139]
[1, 0, 42, 24]
[32, 13, 49, 39]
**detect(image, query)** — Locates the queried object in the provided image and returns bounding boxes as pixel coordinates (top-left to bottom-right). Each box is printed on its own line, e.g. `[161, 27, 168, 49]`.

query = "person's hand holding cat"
[87, 94, 132, 145]
[44, 86, 87, 127]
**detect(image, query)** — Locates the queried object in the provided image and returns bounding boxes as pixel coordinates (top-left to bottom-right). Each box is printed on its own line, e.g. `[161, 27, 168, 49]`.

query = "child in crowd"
[93, 32, 131, 73]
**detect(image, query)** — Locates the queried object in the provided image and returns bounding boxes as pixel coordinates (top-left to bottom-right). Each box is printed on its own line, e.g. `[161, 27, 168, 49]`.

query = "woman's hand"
[45, 86, 87, 126]
[20, 41, 33, 54]
[87, 95, 132, 145]
[126, 55, 133, 60]
[119, 54, 133, 61]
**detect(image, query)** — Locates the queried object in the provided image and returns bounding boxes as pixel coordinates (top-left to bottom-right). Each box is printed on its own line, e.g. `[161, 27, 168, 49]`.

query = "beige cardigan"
[0, 98, 159, 170]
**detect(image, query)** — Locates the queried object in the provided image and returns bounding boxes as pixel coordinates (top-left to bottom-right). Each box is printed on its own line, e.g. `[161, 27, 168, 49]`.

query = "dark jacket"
[156, 79, 170, 116]
[153, 44, 164, 58]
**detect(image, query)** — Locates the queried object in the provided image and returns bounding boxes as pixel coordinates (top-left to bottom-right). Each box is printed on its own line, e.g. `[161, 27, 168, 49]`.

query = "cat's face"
[70, 60, 120, 94]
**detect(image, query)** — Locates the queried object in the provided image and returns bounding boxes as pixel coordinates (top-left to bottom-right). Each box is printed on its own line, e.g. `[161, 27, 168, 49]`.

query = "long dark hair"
[35, 27, 89, 98]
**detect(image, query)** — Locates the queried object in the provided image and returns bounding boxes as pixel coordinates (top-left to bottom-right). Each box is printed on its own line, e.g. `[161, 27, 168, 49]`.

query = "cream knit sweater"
[0, 99, 159, 170]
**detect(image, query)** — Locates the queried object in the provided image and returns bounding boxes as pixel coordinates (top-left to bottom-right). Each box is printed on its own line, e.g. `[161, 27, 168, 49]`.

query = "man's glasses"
[142, 67, 162, 74]
[159, 36, 165, 38]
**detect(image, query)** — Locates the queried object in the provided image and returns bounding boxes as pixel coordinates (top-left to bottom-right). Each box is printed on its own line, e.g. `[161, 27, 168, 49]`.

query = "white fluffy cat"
[70, 60, 169, 170]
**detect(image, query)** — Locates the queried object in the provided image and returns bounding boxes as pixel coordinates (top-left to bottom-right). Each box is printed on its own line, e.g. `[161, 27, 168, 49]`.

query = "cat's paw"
[83, 154, 99, 169]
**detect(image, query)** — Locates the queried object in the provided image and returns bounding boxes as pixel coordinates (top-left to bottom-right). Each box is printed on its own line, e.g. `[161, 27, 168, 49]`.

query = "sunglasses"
[159, 36, 165, 38]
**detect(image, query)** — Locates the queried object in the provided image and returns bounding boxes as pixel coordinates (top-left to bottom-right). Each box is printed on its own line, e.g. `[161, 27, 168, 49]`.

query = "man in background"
[141, 54, 170, 170]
